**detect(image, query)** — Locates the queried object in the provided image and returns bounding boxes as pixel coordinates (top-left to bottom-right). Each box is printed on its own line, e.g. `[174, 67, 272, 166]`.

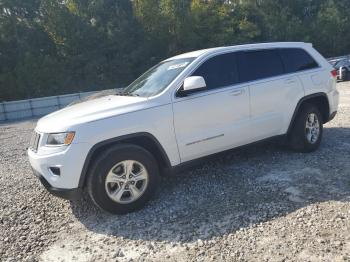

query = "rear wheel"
[288, 104, 323, 152]
[86, 144, 160, 214]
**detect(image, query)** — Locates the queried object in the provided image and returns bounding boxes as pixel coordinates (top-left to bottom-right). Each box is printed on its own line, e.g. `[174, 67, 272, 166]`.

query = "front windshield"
[121, 57, 195, 97]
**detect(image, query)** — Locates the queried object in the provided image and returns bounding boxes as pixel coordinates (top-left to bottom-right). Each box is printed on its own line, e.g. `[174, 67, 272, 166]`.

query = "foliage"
[0, 0, 349, 101]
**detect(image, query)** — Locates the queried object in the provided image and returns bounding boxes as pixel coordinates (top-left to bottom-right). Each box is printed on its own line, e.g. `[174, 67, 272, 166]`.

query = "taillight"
[331, 69, 337, 78]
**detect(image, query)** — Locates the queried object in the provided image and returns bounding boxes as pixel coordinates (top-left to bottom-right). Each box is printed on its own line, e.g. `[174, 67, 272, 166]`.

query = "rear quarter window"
[279, 48, 319, 73]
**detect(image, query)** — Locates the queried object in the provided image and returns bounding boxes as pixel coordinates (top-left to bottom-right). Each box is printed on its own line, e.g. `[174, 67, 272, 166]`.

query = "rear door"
[237, 49, 304, 140]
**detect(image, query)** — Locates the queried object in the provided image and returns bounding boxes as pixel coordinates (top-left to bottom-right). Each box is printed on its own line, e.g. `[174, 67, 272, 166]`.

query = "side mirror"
[177, 76, 206, 97]
[183, 76, 206, 91]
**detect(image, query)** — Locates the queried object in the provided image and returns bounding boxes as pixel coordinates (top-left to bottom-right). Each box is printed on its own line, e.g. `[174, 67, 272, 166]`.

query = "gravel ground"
[1, 82, 350, 262]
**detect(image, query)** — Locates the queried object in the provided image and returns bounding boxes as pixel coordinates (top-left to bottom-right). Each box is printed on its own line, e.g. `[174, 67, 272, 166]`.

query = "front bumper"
[28, 142, 90, 189]
[33, 169, 82, 200]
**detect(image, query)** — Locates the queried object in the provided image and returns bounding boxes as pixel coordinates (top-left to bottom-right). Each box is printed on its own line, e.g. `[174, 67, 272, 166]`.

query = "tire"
[344, 70, 350, 81]
[288, 103, 323, 153]
[340, 68, 349, 81]
[86, 144, 160, 214]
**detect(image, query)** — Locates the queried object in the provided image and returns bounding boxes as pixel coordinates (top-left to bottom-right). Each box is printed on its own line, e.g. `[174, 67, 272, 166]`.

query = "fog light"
[49, 167, 61, 176]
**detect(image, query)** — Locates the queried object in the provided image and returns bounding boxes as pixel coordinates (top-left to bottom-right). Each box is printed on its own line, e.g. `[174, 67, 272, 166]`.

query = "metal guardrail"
[0, 91, 97, 122]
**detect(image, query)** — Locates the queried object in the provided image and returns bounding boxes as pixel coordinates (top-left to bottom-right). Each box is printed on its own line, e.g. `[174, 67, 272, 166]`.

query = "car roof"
[166, 42, 310, 60]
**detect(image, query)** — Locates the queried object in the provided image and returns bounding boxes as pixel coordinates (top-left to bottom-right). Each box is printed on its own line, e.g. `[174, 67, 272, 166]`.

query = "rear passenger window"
[279, 48, 318, 73]
[192, 52, 238, 89]
[237, 49, 284, 82]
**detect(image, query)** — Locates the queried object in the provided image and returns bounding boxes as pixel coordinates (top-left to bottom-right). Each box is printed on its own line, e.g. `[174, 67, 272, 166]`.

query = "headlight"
[46, 132, 75, 146]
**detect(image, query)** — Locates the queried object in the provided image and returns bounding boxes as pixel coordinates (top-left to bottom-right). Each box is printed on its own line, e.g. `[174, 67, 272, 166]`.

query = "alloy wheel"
[105, 160, 149, 204]
[305, 113, 320, 144]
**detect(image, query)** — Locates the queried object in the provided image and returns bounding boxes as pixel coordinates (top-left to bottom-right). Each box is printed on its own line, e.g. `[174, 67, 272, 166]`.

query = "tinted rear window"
[192, 52, 238, 89]
[279, 48, 318, 73]
[237, 49, 284, 82]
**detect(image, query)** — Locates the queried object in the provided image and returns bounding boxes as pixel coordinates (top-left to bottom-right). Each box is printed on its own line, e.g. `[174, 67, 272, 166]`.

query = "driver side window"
[192, 52, 239, 90]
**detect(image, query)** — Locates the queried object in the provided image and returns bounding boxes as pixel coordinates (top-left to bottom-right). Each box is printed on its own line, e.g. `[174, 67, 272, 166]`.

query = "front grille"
[29, 131, 41, 152]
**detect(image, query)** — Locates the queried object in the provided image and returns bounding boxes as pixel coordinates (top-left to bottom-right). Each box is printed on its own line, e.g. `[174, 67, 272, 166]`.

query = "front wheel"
[288, 104, 323, 153]
[86, 144, 160, 214]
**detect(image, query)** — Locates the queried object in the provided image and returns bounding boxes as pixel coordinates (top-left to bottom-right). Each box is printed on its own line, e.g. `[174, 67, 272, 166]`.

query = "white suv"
[28, 42, 339, 214]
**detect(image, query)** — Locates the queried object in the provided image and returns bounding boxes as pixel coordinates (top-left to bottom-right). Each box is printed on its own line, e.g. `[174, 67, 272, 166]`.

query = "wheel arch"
[287, 92, 330, 135]
[78, 132, 171, 188]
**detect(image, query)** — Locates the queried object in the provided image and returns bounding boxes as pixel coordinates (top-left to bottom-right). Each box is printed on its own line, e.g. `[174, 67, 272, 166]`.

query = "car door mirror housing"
[177, 76, 207, 97]
[183, 76, 206, 91]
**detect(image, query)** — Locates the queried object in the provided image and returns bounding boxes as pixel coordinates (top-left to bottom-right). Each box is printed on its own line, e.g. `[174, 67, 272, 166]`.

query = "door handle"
[229, 89, 244, 96]
[285, 78, 296, 84]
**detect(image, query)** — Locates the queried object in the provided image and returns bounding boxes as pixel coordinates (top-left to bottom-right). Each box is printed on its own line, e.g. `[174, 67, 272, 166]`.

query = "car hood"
[36, 95, 148, 133]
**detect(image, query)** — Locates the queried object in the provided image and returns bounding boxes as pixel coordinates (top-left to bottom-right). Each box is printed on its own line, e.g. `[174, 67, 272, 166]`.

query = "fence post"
[57, 96, 61, 109]
[28, 99, 34, 118]
[0, 102, 7, 121]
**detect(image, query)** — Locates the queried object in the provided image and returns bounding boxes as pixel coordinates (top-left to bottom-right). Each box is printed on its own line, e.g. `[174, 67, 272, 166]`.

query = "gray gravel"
[1, 82, 350, 262]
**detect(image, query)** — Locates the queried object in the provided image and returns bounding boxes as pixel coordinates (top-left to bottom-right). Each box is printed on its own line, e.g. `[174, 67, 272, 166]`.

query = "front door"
[172, 52, 251, 162]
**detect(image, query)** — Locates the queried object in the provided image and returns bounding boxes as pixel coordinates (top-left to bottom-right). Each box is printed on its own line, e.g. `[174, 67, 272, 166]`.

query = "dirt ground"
[0, 82, 350, 262]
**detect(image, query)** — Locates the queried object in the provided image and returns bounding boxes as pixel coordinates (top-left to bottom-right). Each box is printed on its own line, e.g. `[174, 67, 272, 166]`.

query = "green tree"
[1, 0, 350, 101]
